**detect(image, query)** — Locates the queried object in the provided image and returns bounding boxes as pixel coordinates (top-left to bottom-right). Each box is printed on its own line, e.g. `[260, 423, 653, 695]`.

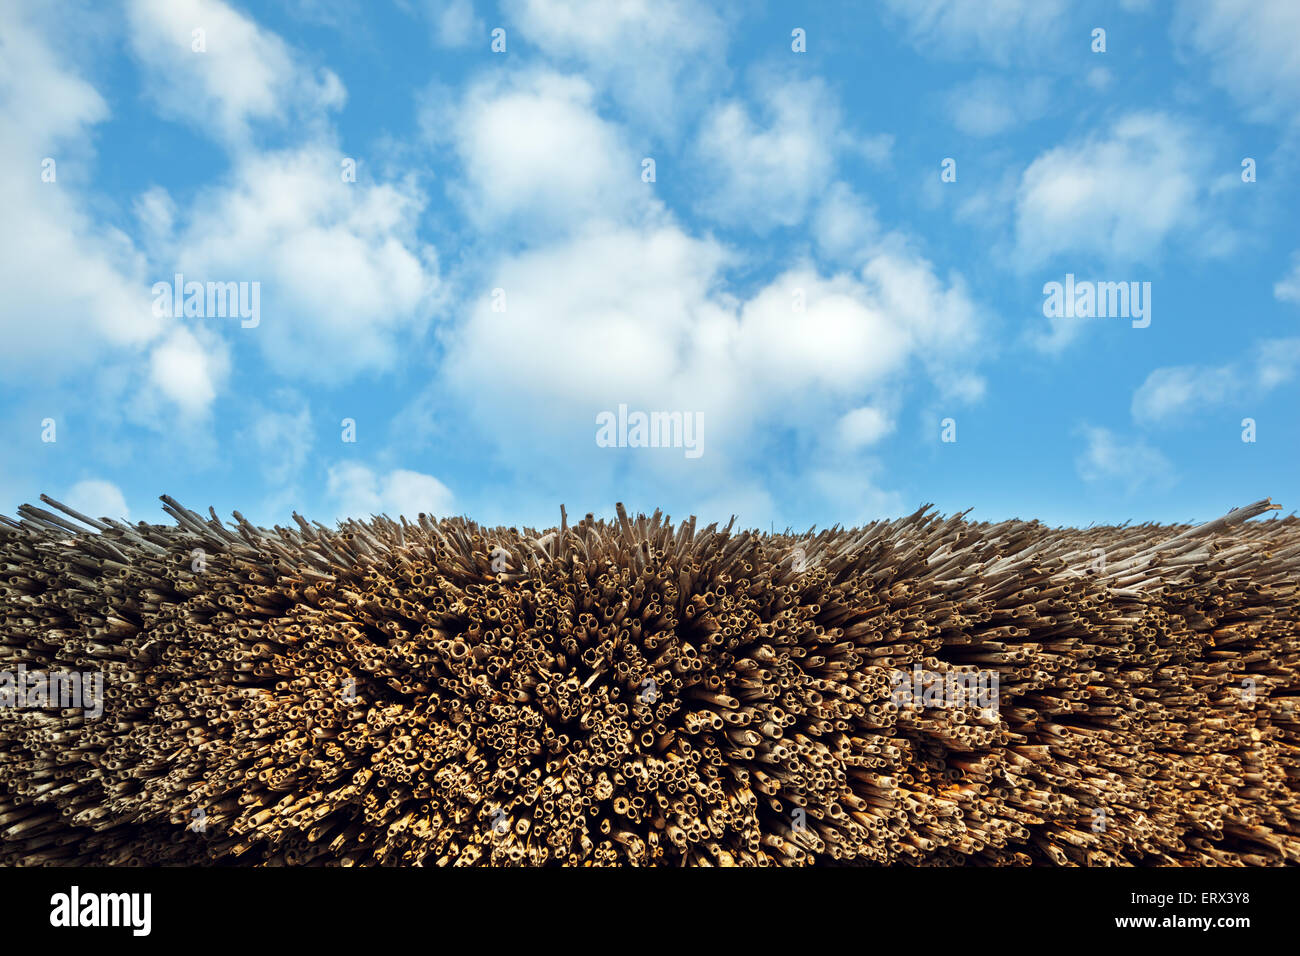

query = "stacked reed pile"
[1, 494, 1297, 866]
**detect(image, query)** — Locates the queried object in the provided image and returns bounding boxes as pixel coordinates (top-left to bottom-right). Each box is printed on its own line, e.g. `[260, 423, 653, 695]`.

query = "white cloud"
[946, 74, 1051, 136]
[859, 254, 983, 363]
[124, 0, 344, 145]
[1131, 365, 1238, 425]
[146, 327, 231, 417]
[1258, 338, 1300, 388]
[1132, 338, 1300, 425]
[426, 0, 483, 47]
[1076, 426, 1174, 493]
[1014, 113, 1210, 266]
[881, 0, 1069, 63]
[836, 407, 894, 448]
[445, 225, 734, 429]
[65, 479, 130, 521]
[1276, 253, 1300, 304]
[422, 53, 979, 522]
[0, 8, 108, 148]
[168, 144, 440, 377]
[0, 5, 151, 360]
[119, 5, 439, 385]
[450, 226, 982, 428]
[501, 0, 727, 135]
[694, 77, 852, 232]
[327, 463, 455, 520]
[439, 222, 985, 512]
[431, 71, 649, 234]
[1175, 0, 1300, 125]
[0, 3, 224, 419]
[1, 2, 412, 420]
[812, 182, 881, 262]
[734, 271, 914, 393]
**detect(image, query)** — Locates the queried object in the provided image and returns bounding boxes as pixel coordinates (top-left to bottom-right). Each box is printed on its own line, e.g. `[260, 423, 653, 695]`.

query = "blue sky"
[2, 0, 1298, 532]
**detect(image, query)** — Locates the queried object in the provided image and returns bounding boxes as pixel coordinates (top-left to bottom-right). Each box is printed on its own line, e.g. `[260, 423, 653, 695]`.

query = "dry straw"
[1, 494, 1297, 865]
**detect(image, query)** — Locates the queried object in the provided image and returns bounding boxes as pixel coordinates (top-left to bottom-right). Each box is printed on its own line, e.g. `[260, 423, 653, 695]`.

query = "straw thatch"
[1, 495, 1297, 865]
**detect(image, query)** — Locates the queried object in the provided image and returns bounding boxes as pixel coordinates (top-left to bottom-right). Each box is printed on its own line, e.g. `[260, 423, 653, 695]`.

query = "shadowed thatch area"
[1, 494, 1298, 866]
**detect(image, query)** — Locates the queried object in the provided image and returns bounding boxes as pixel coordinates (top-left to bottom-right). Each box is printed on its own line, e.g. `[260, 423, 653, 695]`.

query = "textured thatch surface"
[2, 494, 1298, 866]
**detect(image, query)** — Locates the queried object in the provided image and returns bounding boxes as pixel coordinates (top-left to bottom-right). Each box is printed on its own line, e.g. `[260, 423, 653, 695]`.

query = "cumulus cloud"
[0, 3, 227, 418]
[812, 182, 881, 262]
[501, 0, 727, 135]
[119, 4, 445, 384]
[165, 144, 439, 378]
[146, 327, 231, 418]
[1076, 426, 1174, 493]
[1132, 338, 1300, 425]
[836, 407, 894, 449]
[444, 225, 735, 432]
[1132, 366, 1236, 425]
[327, 463, 455, 520]
[413, 38, 980, 523]
[3, 0, 442, 431]
[65, 479, 130, 521]
[0, 4, 148, 363]
[1258, 338, 1300, 387]
[1174, 0, 1300, 125]
[438, 222, 985, 515]
[1014, 113, 1211, 266]
[694, 77, 880, 233]
[428, 71, 650, 235]
[124, 0, 344, 145]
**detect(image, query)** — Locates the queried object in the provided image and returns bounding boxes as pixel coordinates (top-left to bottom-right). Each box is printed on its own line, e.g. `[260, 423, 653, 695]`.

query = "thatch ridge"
[1, 495, 1297, 865]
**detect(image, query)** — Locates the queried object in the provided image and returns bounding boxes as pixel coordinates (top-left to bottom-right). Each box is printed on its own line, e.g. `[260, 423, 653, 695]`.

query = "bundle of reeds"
[1, 494, 1297, 866]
